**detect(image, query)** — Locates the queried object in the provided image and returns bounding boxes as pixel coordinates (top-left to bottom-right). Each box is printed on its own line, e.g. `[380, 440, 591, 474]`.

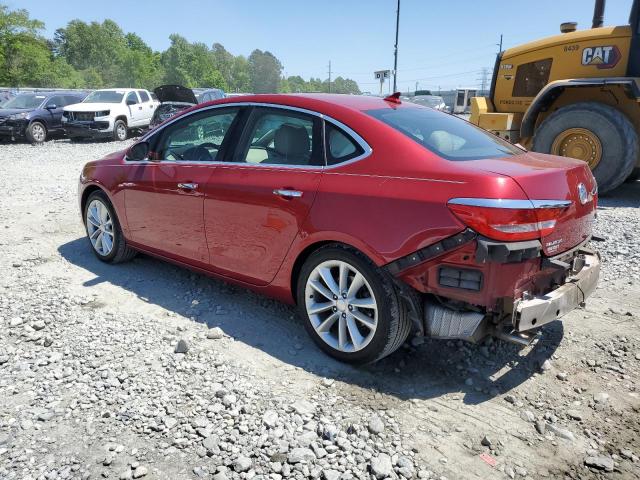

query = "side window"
[513, 59, 552, 97]
[46, 96, 64, 108]
[236, 108, 321, 166]
[126, 92, 139, 105]
[138, 90, 150, 102]
[157, 108, 239, 162]
[325, 123, 365, 165]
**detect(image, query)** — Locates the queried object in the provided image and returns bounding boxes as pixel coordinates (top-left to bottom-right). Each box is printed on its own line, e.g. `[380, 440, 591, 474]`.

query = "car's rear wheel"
[84, 190, 136, 263]
[113, 120, 128, 141]
[26, 121, 47, 144]
[296, 245, 411, 364]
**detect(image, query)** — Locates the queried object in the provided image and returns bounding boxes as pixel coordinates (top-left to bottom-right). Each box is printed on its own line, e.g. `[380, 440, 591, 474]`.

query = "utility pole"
[393, 0, 400, 92]
[415, 81, 418, 93]
[497, 34, 503, 54]
[327, 61, 332, 93]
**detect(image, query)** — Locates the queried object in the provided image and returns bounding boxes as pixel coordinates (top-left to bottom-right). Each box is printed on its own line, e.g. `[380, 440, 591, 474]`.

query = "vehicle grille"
[68, 112, 95, 121]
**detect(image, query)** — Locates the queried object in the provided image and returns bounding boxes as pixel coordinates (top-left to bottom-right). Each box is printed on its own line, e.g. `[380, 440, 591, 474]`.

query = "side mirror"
[126, 99, 136, 106]
[127, 141, 149, 161]
[46, 104, 57, 110]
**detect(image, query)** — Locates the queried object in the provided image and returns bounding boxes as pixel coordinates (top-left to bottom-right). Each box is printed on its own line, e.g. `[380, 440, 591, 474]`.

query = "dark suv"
[0, 92, 86, 144]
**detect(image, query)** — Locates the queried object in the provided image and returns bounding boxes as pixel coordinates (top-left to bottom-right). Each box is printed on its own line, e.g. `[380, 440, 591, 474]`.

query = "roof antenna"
[384, 92, 402, 104]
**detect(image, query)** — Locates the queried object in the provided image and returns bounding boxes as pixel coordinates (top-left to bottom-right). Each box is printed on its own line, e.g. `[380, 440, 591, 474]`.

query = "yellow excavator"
[470, 0, 640, 193]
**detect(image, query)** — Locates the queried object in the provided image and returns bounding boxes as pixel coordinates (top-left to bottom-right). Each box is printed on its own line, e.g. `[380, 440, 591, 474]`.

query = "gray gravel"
[0, 139, 639, 480]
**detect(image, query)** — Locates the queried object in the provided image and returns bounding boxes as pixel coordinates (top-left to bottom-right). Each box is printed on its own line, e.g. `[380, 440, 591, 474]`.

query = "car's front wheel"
[113, 120, 128, 141]
[84, 190, 136, 263]
[297, 245, 411, 364]
[26, 121, 47, 144]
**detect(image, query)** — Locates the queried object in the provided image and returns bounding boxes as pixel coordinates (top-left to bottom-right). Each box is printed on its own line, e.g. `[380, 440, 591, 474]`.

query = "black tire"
[532, 102, 638, 194]
[296, 244, 411, 364]
[113, 119, 128, 141]
[84, 190, 136, 263]
[26, 121, 47, 144]
[625, 167, 640, 183]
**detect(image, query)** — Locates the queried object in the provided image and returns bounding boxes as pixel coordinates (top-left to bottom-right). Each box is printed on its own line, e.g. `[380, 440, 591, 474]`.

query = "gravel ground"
[0, 139, 639, 480]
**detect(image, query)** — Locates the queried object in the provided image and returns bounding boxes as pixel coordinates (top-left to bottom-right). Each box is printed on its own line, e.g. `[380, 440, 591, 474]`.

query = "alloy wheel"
[116, 123, 127, 141]
[31, 123, 46, 142]
[86, 199, 114, 256]
[304, 260, 378, 353]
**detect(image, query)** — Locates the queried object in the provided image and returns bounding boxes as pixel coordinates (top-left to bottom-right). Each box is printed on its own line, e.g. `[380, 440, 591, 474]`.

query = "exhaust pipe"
[592, 0, 606, 28]
[494, 329, 536, 346]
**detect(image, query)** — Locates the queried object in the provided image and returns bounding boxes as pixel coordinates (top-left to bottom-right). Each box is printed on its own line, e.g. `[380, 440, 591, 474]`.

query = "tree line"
[0, 4, 361, 94]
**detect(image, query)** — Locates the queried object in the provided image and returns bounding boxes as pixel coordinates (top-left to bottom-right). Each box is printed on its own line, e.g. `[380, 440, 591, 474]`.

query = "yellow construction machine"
[470, 0, 640, 193]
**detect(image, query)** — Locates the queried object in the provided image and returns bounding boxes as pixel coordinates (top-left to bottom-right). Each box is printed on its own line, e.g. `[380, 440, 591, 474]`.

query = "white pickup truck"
[63, 88, 158, 141]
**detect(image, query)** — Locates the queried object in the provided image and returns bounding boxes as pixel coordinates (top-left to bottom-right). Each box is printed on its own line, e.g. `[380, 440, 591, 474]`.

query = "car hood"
[0, 108, 33, 117]
[153, 84, 197, 104]
[65, 103, 118, 112]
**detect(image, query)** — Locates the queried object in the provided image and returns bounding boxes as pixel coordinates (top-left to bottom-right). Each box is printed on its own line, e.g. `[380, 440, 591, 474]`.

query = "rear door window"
[367, 106, 522, 160]
[138, 90, 150, 102]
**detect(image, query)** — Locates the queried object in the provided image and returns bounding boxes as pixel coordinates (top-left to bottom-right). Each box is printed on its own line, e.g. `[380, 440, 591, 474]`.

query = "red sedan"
[78, 93, 600, 363]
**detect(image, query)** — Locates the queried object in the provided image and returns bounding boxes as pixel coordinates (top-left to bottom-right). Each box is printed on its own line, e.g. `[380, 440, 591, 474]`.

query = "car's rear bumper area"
[514, 249, 600, 332]
[389, 231, 600, 342]
[64, 121, 112, 139]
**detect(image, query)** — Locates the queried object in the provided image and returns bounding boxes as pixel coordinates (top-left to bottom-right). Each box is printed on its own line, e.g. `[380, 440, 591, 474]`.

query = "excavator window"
[512, 58, 553, 97]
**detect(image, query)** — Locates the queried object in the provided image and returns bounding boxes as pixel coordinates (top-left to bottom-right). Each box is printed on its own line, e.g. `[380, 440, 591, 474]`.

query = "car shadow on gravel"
[59, 238, 562, 406]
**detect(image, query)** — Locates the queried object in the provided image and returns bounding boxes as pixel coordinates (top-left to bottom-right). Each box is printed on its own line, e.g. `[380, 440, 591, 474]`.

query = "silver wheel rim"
[86, 199, 114, 256]
[304, 260, 378, 353]
[116, 123, 126, 140]
[32, 124, 45, 142]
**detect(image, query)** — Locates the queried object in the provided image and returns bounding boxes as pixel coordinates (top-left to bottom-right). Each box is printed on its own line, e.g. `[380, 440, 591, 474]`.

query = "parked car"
[0, 91, 86, 143]
[195, 88, 226, 103]
[78, 93, 600, 364]
[411, 95, 448, 111]
[149, 84, 197, 130]
[0, 89, 14, 107]
[63, 88, 158, 141]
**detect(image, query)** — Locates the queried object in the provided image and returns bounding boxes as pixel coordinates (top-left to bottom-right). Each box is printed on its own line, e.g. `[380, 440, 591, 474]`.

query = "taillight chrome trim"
[448, 198, 572, 209]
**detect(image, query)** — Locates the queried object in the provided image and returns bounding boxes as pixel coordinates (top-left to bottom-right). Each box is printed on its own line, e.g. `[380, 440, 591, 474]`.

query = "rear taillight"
[447, 198, 571, 242]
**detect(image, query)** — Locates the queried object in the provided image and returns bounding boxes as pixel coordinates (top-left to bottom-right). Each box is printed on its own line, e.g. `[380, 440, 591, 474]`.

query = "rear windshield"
[366, 107, 522, 160]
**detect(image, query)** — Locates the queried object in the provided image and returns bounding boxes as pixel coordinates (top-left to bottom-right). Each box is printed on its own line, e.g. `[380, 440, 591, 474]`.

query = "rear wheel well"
[291, 241, 364, 303]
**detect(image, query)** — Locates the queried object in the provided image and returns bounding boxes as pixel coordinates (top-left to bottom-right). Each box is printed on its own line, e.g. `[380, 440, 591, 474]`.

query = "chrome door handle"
[178, 183, 198, 190]
[273, 189, 303, 198]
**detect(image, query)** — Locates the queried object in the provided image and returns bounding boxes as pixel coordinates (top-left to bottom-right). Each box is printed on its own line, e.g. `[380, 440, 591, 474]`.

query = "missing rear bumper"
[514, 250, 600, 332]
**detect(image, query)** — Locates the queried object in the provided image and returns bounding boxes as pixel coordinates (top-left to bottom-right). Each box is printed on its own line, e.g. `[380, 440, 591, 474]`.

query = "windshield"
[2, 94, 45, 109]
[366, 106, 522, 160]
[83, 91, 124, 104]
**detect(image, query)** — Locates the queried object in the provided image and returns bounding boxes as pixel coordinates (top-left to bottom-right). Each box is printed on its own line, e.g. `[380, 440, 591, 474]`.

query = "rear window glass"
[366, 107, 522, 160]
[138, 90, 150, 102]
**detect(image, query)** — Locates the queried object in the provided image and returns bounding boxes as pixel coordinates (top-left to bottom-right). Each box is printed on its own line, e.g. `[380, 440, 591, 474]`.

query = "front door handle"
[178, 182, 198, 190]
[273, 189, 303, 198]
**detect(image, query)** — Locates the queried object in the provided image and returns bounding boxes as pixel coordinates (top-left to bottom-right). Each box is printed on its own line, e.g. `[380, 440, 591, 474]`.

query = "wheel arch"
[114, 115, 128, 126]
[521, 78, 640, 138]
[289, 239, 382, 304]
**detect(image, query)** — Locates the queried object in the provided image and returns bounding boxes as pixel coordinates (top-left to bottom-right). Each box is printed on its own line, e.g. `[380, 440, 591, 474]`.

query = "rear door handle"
[273, 189, 303, 198]
[178, 183, 198, 190]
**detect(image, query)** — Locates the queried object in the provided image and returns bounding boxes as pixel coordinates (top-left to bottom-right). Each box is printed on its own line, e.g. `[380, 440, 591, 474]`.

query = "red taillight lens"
[447, 199, 570, 242]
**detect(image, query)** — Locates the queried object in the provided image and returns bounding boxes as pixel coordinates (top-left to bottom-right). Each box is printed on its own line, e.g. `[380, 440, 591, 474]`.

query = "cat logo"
[581, 45, 621, 69]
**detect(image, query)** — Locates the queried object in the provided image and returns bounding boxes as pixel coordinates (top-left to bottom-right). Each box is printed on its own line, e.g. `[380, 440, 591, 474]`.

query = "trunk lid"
[153, 84, 197, 104]
[466, 152, 597, 255]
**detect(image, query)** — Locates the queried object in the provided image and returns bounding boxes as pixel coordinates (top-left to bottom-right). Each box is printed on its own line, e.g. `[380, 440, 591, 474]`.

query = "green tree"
[248, 49, 282, 93]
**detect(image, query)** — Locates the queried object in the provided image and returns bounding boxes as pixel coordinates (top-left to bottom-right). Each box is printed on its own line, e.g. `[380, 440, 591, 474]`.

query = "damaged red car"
[78, 93, 600, 363]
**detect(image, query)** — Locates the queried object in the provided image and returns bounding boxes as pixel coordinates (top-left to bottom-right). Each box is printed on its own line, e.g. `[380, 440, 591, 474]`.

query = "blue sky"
[8, 0, 635, 92]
